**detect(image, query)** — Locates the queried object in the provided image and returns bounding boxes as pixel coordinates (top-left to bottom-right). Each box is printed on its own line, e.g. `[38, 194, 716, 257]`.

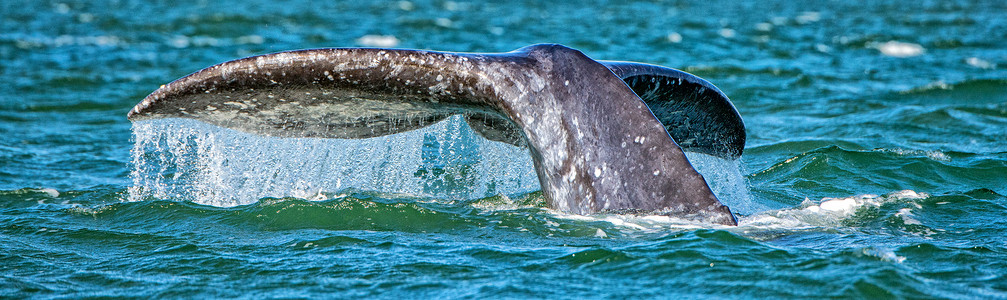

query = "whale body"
[128, 44, 745, 225]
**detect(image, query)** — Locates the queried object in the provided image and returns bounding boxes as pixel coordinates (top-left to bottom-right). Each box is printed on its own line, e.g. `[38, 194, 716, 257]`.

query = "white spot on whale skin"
[223, 101, 250, 109]
[653, 170, 660, 176]
[594, 167, 601, 177]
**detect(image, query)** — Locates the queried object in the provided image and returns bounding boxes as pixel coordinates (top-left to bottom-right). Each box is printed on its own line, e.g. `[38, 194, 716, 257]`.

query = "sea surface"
[3, 0, 1006, 298]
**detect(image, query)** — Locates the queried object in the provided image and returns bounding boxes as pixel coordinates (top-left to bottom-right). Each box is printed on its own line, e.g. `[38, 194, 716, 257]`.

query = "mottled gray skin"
[128, 44, 739, 225]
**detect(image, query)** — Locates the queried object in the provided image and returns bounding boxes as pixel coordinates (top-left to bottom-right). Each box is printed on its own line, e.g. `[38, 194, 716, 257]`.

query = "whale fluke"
[128, 44, 741, 225]
[604, 62, 745, 159]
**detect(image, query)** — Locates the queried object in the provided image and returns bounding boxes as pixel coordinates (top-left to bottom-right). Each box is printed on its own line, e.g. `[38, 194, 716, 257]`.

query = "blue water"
[2, 0, 1006, 298]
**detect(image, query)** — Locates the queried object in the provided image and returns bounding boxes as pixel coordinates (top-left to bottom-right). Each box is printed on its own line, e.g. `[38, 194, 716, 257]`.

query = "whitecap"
[666, 32, 683, 43]
[718, 28, 736, 39]
[876, 148, 951, 162]
[876, 41, 925, 58]
[738, 190, 929, 229]
[15, 35, 123, 49]
[37, 188, 60, 198]
[435, 18, 453, 28]
[966, 57, 995, 69]
[236, 35, 264, 45]
[861, 247, 906, 263]
[895, 208, 922, 225]
[397, 1, 415, 11]
[356, 35, 400, 47]
[796, 11, 821, 24]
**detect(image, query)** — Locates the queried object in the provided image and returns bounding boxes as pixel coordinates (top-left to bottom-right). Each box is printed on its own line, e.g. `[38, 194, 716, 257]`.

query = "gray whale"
[128, 44, 745, 225]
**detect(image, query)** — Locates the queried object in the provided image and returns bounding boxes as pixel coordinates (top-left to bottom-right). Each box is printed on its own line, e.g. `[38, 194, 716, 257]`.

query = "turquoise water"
[3, 0, 1007, 298]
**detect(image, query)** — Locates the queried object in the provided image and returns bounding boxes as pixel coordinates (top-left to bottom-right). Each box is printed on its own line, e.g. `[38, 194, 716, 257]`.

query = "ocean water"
[2, 0, 1006, 298]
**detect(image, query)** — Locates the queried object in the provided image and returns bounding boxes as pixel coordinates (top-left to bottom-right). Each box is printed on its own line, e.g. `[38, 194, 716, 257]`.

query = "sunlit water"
[2, 0, 1006, 298]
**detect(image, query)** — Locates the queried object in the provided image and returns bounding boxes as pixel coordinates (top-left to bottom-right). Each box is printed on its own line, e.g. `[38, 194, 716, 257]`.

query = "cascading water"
[129, 115, 755, 211]
[129, 115, 541, 206]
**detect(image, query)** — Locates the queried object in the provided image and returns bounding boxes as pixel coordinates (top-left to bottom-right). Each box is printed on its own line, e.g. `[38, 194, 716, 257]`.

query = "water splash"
[129, 116, 756, 214]
[684, 152, 759, 215]
[129, 116, 539, 206]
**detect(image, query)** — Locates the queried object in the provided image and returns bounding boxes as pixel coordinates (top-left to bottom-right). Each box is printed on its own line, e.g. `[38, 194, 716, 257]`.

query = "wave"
[4, 185, 1004, 297]
[885, 78, 1007, 105]
[747, 144, 1007, 203]
[7, 184, 971, 242]
[740, 190, 929, 230]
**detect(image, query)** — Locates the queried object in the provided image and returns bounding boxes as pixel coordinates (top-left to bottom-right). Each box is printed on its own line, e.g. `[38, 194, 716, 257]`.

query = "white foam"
[895, 208, 922, 225]
[356, 35, 400, 47]
[666, 32, 683, 43]
[817, 197, 858, 212]
[738, 190, 929, 228]
[33, 188, 60, 198]
[489, 188, 931, 237]
[815, 43, 832, 53]
[861, 247, 906, 263]
[878, 148, 950, 162]
[435, 18, 453, 28]
[876, 41, 925, 58]
[718, 28, 736, 39]
[795, 11, 821, 24]
[966, 57, 995, 69]
[396, 1, 415, 11]
[236, 35, 264, 45]
[14, 35, 123, 49]
[547, 209, 718, 235]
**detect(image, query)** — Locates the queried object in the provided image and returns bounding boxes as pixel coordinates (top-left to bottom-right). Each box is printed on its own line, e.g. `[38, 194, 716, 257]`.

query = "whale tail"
[128, 44, 743, 225]
[604, 61, 746, 159]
